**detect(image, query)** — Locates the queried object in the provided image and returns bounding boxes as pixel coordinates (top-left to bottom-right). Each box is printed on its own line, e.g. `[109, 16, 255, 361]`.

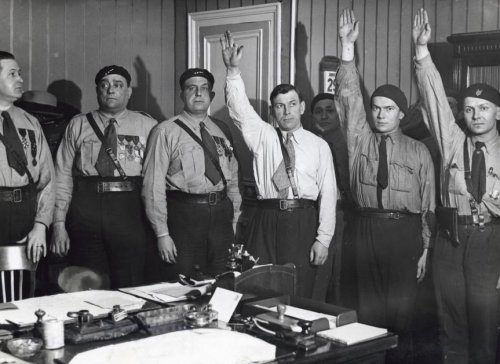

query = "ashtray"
[6, 337, 43, 358]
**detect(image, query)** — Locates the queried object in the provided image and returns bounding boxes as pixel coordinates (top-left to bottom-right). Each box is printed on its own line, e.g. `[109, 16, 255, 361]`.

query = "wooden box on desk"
[240, 295, 358, 328]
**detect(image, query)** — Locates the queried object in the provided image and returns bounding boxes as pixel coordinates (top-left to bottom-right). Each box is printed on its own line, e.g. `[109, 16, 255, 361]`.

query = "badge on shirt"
[117, 135, 146, 163]
[213, 136, 233, 160]
[18, 128, 37, 166]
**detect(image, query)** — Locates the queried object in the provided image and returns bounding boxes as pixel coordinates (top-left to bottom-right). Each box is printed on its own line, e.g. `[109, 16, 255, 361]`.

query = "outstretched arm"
[220, 31, 244, 77]
[339, 8, 359, 62]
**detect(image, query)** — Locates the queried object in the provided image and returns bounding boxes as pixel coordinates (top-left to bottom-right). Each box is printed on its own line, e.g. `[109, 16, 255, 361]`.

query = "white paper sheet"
[208, 287, 242, 323]
[69, 328, 276, 364]
[254, 304, 337, 328]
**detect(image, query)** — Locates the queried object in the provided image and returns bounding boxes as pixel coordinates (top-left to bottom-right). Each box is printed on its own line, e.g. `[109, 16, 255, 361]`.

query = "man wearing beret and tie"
[142, 68, 241, 278]
[414, 9, 500, 363]
[336, 10, 435, 363]
[51, 65, 157, 288]
[0, 51, 55, 269]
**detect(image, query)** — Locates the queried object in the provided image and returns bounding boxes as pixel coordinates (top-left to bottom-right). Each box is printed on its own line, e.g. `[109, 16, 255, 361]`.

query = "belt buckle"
[389, 212, 400, 220]
[279, 200, 288, 211]
[12, 189, 22, 203]
[208, 192, 218, 205]
[97, 182, 106, 193]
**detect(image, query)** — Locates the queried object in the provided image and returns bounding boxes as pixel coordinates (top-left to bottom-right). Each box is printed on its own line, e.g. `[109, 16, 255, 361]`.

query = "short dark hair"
[270, 84, 303, 104]
[0, 51, 15, 71]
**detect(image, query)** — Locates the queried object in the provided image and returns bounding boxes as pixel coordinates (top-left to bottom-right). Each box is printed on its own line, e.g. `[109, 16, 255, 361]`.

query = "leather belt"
[256, 199, 317, 211]
[76, 179, 138, 193]
[356, 208, 417, 220]
[0, 188, 24, 203]
[167, 189, 227, 205]
[457, 215, 500, 225]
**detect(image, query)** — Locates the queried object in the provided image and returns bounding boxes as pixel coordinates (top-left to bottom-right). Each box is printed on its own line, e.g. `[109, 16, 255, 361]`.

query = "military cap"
[462, 83, 500, 106]
[179, 68, 215, 89]
[95, 65, 131, 86]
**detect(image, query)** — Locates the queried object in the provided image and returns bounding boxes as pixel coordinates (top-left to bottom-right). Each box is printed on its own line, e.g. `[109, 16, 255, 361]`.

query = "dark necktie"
[471, 141, 486, 203]
[95, 118, 117, 177]
[200, 122, 221, 185]
[377, 135, 389, 189]
[376, 135, 389, 209]
[2, 111, 27, 176]
[272, 132, 295, 198]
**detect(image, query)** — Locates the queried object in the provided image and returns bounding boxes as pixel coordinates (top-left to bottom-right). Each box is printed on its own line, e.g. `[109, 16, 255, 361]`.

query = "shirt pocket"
[359, 153, 377, 187]
[80, 140, 99, 171]
[448, 161, 467, 195]
[390, 160, 413, 192]
[179, 144, 203, 181]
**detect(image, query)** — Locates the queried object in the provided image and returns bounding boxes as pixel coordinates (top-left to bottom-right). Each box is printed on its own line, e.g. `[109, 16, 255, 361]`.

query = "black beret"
[371, 84, 408, 115]
[462, 83, 500, 106]
[95, 65, 131, 86]
[179, 68, 215, 88]
[310, 93, 335, 111]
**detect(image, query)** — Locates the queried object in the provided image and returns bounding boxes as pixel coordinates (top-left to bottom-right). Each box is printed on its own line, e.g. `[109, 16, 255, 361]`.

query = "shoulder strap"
[463, 137, 472, 196]
[0, 132, 34, 184]
[85, 113, 128, 180]
[173, 119, 227, 186]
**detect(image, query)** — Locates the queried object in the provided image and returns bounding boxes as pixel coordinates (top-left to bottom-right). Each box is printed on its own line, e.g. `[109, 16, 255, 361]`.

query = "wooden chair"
[0, 245, 37, 302]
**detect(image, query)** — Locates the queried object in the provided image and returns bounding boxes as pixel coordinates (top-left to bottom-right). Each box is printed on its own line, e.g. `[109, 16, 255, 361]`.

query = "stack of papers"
[0, 291, 146, 326]
[120, 282, 211, 304]
[254, 304, 337, 328]
[316, 322, 387, 346]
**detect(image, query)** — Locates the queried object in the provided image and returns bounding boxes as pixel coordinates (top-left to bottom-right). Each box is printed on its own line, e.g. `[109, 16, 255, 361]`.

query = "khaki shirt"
[141, 111, 241, 237]
[415, 54, 500, 218]
[337, 60, 436, 248]
[54, 109, 157, 222]
[0, 106, 55, 227]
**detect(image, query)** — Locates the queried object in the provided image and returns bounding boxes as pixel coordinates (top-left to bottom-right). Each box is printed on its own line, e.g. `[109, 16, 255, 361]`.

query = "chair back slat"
[1, 271, 5, 303]
[0, 246, 38, 303]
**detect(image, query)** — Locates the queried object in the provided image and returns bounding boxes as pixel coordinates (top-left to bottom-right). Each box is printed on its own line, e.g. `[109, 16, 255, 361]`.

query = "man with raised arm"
[336, 9, 435, 363]
[413, 9, 500, 364]
[221, 31, 336, 298]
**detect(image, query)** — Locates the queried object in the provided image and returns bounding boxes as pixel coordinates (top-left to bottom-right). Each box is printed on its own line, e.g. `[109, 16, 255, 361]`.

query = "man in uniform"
[142, 68, 241, 278]
[221, 31, 336, 299]
[414, 9, 500, 364]
[0, 51, 54, 266]
[336, 10, 435, 363]
[51, 65, 157, 289]
[310, 93, 354, 304]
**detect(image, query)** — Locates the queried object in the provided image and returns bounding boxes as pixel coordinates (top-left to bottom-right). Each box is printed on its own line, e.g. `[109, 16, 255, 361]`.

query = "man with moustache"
[221, 31, 336, 299]
[336, 9, 435, 363]
[0, 51, 54, 268]
[414, 9, 500, 364]
[142, 68, 241, 278]
[51, 65, 157, 288]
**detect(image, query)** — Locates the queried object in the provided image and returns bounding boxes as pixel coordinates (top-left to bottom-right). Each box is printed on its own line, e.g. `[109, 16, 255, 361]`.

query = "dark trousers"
[354, 213, 422, 364]
[0, 185, 36, 301]
[67, 180, 148, 289]
[245, 206, 319, 298]
[166, 197, 234, 278]
[433, 223, 500, 364]
[0, 184, 36, 245]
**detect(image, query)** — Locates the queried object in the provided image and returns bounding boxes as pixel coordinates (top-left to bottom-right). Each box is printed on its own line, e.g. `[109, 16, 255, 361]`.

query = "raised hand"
[220, 30, 243, 73]
[413, 8, 431, 46]
[339, 9, 359, 45]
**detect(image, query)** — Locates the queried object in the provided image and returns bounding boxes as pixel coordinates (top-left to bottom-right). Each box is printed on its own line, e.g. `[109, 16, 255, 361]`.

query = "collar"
[181, 110, 210, 131]
[376, 128, 403, 145]
[279, 126, 305, 144]
[97, 109, 128, 127]
[471, 131, 500, 155]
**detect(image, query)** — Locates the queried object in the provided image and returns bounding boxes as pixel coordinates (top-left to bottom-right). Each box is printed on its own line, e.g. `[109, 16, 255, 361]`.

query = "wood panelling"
[0, 0, 498, 120]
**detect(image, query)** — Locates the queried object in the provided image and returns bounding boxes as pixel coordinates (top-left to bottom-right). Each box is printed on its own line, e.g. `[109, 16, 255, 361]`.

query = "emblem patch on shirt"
[117, 135, 146, 163]
[213, 136, 233, 160]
